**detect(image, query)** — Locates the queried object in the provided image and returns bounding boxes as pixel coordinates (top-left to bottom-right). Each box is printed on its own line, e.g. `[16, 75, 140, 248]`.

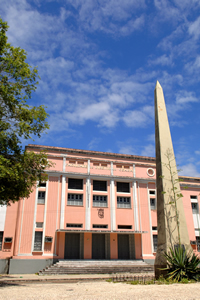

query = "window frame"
[192, 202, 198, 214]
[150, 198, 156, 210]
[196, 236, 200, 252]
[37, 191, 45, 204]
[117, 196, 131, 208]
[93, 195, 107, 207]
[67, 193, 83, 206]
[33, 231, 43, 251]
[116, 182, 130, 193]
[153, 234, 158, 252]
[92, 224, 108, 228]
[66, 223, 83, 228]
[93, 180, 107, 192]
[0, 232, 3, 251]
[68, 178, 83, 190]
[36, 222, 43, 228]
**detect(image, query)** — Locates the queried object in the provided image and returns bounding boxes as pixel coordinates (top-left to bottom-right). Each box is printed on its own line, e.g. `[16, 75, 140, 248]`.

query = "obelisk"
[154, 81, 191, 278]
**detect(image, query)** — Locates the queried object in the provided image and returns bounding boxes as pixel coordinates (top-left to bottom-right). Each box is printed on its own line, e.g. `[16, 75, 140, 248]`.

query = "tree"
[0, 17, 51, 205]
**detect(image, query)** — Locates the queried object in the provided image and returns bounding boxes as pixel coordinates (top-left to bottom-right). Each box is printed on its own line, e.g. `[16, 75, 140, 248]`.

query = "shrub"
[163, 246, 200, 281]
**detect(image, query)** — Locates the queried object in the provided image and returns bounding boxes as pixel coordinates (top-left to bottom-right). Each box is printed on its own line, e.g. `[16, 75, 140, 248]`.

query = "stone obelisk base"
[154, 265, 168, 279]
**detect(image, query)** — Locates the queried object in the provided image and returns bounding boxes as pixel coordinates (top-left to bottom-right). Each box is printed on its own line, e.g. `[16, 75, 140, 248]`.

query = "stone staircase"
[39, 260, 154, 275]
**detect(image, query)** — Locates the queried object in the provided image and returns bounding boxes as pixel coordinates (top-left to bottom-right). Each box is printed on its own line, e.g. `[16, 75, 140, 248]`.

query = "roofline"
[179, 175, 200, 182]
[26, 144, 155, 162]
[25, 144, 200, 182]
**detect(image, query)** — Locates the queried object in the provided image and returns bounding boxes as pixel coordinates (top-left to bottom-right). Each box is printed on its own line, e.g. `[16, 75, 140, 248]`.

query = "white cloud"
[188, 16, 200, 40]
[185, 56, 200, 74]
[1, 0, 87, 64]
[195, 151, 200, 155]
[118, 145, 136, 155]
[175, 91, 198, 104]
[179, 163, 200, 177]
[67, 0, 146, 35]
[123, 110, 148, 127]
[173, 0, 200, 10]
[141, 144, 155, 157]
[123, 105, 154, 128]
[147, 134, 155, 142]
[148, 54, 173, 67]
[88, 138, 101, 150]
[63, 101, 119, 128]
[167, 90, 199, 120]
[154, 0, 180, 22]
[119, 15, 145, 36]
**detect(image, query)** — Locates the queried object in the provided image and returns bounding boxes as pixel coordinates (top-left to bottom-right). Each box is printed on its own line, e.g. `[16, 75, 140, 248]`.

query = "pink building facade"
[0, 144, 200, 274]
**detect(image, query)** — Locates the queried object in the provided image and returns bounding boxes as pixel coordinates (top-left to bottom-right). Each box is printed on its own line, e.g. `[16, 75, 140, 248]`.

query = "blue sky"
[1, 0, 200, 177]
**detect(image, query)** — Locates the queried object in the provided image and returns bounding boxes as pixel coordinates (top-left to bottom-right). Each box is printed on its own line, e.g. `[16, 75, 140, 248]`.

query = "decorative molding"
[147, 183, 154, 255]
[31, 182, 39, 252]
[63, 157, 66, 172]
[60, 175, 66, 229]
[133, 181, 139, 231]
[18, 198, 25, 255]
[85, 178, 91, 230]
[147, 168, 155, 177]
[110, 179, 116, 231]
[42, 176, 49, 252]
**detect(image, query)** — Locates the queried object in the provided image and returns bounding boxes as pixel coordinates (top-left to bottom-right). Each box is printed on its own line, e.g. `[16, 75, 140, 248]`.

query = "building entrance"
[92, 234, 105, 259]
[118, 234, 130, 259]
[64, 233, 80, 259]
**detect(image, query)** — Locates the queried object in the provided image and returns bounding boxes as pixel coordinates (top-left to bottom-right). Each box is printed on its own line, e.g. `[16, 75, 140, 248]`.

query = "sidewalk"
[0, 272, 154, 284]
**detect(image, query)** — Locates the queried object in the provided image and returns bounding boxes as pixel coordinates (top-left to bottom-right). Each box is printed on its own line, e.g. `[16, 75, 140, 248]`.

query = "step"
[40, 267, 153, 275]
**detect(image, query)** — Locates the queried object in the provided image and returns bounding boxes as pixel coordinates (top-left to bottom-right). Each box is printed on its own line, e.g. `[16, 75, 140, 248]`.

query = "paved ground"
[1, 280, 200, 300]
[0, 272, 153, 284]
[1, 274, 200, 300]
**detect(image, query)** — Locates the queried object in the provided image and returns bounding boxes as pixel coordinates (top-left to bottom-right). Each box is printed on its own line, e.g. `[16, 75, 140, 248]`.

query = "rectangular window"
[4, 237, 12, 243]
[68, 178, 83, 190]
[191, 195, 198, 200]
[116, 164, 122, 168]
[124, 165, 130, 169]
[36, 222, 43, 228]
[101, 163, 107, 167]
[0, 232, 3, 251]
[150, 198, 156, 210]
[117, 182, 130, 193]
[93, 224, 108, 228]
[66, 223, 83, 228]
[69, 160, 76, 164]
[93, 180, 107, 191]
[93, 162, 99, 166]
[37, 191, 45, 204]
[196, 236, 200, 252]
[152, 226, 157, 231]
[153, 235, 157, 252]
[93, 195, 107, 207]
[118, 225, 132, 229]
[149, 190, 156, 195]
[34, 232, 43, 251]
[117, 197, 131, 208]
[192, 202, 198, 214]
[38, 182, 46, 187]
[67, 194, 83, 206]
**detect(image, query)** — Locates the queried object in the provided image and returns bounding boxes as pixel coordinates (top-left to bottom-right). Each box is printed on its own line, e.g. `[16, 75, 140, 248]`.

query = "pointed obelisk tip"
[155, 80, 162, 89]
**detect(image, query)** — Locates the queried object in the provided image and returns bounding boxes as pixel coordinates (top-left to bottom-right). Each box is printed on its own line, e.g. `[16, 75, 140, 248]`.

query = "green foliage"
[163, 246, 200, 282]
[108, 275, 197, 285]
[0, 17, 51, 205]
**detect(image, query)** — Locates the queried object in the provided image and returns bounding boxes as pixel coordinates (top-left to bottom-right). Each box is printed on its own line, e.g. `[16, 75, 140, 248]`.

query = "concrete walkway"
[0, 272, 154, 284]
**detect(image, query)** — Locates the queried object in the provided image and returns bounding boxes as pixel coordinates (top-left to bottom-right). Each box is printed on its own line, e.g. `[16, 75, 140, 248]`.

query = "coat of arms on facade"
[98, 209, 104, 219]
